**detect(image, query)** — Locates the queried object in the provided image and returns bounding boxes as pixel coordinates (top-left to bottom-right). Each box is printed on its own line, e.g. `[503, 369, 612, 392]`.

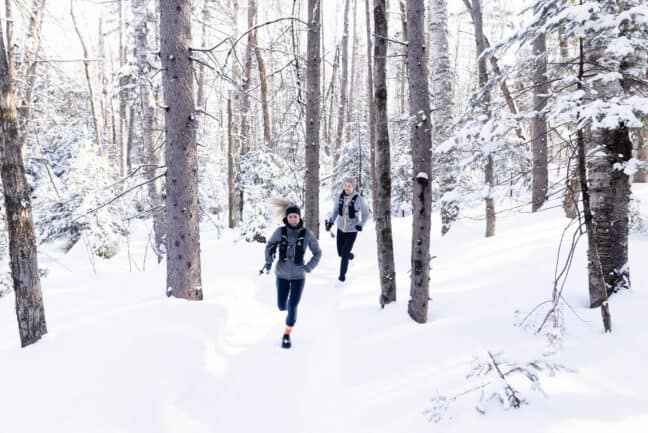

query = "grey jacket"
[264, 223, 321, 280]
[327, 191, 371, 233]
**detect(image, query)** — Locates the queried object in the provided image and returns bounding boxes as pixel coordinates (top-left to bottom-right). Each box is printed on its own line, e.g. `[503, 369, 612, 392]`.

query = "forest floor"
[2, 186, 648, 433]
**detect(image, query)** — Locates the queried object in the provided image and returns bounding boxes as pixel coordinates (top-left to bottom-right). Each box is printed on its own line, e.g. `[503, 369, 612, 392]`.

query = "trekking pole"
[259, 264, 268, 275]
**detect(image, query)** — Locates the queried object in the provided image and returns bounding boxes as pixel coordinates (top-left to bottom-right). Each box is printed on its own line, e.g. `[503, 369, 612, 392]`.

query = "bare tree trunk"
[577, 37, 611, 331]
[406, 0, 432, 323]
[305, 0, 321, 238]
[561, 27, 581, 218]
[585, 10, 631, 306]
[227, 1, 243, 228]
[5, 0, 14, 81]
[119, 0, 128, 177]
[430, 0, 457, 235]
[255, 38, 273, 146]
[471, 0, 495, 237]
[325, 45, 340, 153]
[334, 0, 351, 164]
[373, 0, 396, 307]
[365, 0, 376, 212]
[19, 0, 46, 126]
[399, 0, 408, 113]
[0, 25, 47, 347]
[71, 0, 103, 156]
[160, 0, 203, 300]
[132, 0, 166, 262]
[633, 128, 648, 183]
[240, 0, 256, 156]
[196, 0, 209, 111]
[98, 16, 115, 157]
[347, 0, 359, 125]
[531, 20, 548, 212]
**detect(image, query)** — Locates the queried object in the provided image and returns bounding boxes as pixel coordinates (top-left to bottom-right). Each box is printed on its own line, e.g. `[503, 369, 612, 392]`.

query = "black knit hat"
[285, 204, 301, 217]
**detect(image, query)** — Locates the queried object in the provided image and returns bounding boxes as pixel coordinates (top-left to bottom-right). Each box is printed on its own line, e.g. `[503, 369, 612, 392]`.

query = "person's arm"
[327, 194, 339, 224]
[264, 228, 281, 267]
[303, 231, 322, 273]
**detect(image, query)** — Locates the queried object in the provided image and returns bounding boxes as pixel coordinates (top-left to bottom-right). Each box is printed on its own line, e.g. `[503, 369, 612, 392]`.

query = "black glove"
[265, 262, 272, 271]
[355, 225, 363, 232]
[325, 219, 333, 232]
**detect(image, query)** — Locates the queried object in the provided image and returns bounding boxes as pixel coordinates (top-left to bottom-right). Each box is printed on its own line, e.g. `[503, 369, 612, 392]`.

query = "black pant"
[276, 278, 305, 327]
[336, 229, 358, 280]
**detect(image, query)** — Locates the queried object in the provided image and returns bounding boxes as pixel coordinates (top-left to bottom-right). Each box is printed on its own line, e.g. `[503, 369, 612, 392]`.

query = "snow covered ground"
[2, 187, 648, 433]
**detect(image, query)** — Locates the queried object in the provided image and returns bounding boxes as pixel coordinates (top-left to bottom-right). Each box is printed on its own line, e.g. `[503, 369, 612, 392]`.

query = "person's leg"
[285, 279, 305, 327]
[276, 278, 290, 311]
[338, 232, 358, 281]
[336, 229, 344, 257]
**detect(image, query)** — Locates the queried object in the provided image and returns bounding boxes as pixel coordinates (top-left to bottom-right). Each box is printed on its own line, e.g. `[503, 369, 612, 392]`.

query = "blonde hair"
[269, 197, 293, 220]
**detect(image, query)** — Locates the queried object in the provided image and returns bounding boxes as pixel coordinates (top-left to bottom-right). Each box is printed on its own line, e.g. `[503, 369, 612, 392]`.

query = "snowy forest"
[1, 0, 648, 432]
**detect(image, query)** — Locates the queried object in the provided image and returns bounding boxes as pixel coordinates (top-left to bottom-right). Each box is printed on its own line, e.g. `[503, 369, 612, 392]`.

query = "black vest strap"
[279, 226, 307, 265]
[337, 192, 358, 219]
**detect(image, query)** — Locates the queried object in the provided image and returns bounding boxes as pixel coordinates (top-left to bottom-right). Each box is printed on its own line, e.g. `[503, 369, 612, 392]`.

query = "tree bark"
[373, 0, 396, 307]
[633, 130, 648, 183]
[5, 0, 14, 81]
[227, 2, 243, 228]
[160, 0, 203, 300]
[430, 0, 457, 235]
[471, 0, 495, 237]
[240, 0, 256, 156]
[365, 0, 376, 212]
[347, 0, 359, 125]
[196, 0, 209, 111]
[334, 0, 351, 164]
[132, 0, 166, 262]
[406, 0, 432, 323]
[531, 23, 548, 212]
[399, 0, 408, 113]
[255, 37, 273, 146]
[119, 0, 128, 177]
[0, 23, 47, 347]
[98, 16, 115, 157]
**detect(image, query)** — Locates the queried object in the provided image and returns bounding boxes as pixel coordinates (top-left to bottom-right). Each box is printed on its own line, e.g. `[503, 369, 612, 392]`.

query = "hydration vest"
[337, 192, 358, 219]
[278, 226, 306, 265]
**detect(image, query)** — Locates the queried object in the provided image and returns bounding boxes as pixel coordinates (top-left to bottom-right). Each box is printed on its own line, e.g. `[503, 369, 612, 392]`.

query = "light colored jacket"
[327, 191, 371, 233]
[264, 223, 321, 280]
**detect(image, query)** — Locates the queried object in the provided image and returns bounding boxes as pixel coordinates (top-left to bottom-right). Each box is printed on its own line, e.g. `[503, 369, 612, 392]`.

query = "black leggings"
[276, 278, 305, 327]
[336, 229, 358, 279]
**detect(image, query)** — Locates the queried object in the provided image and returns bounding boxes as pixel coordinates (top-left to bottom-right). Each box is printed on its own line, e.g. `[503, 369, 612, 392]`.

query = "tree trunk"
[471, 0, 495, 237]
[347, 0, 359, 125]
[399, 0, 408, 113]
[227, 2, 243, 228]
[406, 0, 432, 323]
[365, 0, 376, 212]
[255, 41, 273, 146]
[0, 24, 47, 347]
[585, 14, 631, 306]
[531, 23, 548, 212]
[240, 0, 256, 156]
[132, 0, 166, 262]
[119, 0, 128, 177]
[633, 128, 648, 183]
[430, 0, 457, 235]
[305, 0, 321, 238]
[334, 0, 351, 164]
[5, 0, 14, 81]
[160, 0, 203, 300]
[325, 45, 340, 154]
[373, 0, 396, 307]
[98, 16, 116, 157]
[196, 0, 209, 111]
[71, 0, 103, 156]
[19, 0, 46, 127]
[578, 37, 610, 331]
[561, 27, 580, 218]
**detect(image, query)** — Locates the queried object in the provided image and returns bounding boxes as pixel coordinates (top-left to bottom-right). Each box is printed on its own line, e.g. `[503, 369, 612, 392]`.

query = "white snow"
[2, 187, 648, 433]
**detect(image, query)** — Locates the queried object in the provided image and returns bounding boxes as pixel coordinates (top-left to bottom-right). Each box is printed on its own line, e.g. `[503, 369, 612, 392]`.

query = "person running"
[324, 176, 370, 283]
[264, 200, 321, 349]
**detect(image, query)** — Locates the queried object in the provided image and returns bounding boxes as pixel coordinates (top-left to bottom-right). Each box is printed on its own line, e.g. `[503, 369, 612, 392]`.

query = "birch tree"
[531, 12, 548, 212]
[160, 0, 203, 300]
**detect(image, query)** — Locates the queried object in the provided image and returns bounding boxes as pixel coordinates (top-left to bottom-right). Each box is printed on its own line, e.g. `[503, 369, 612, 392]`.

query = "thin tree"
[365, 0, 376, 209]
[531, 9, 548, 212]
[305, 0, 321, 238]
[132, 0, 166, 262]
[160, 0, 203, 300]
[406, 0, 433, 323]
[430, 0, 457, 235]
[0, 21, 48, 347]
[373, 0, 396, 307]
[334, 0, 351, 164]
[19, 0, 46, 126]
[471, 0, 495, 237]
